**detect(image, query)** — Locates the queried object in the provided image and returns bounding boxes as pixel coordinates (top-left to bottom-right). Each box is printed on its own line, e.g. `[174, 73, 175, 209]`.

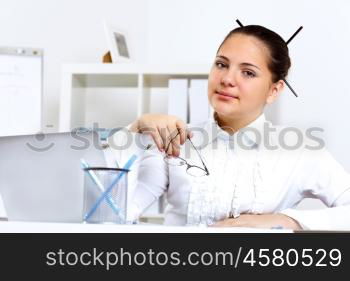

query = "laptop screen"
[0, 131, 106, 222]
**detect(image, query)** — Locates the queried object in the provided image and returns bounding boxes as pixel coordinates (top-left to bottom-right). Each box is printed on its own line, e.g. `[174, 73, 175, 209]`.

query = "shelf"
[62, 63, 211, 75]
[73, 74, 139, 88]
[59, 63, 210, 132]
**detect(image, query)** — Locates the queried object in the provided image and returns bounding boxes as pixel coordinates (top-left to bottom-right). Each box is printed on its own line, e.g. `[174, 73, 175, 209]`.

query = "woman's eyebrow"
[216, 56, 260, 70]
[240, 62, 261, 70]
[216, 55, 229, 61]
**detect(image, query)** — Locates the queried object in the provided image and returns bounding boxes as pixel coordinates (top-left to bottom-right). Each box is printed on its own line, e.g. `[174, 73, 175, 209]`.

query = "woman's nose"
[220, 72, 236, 87]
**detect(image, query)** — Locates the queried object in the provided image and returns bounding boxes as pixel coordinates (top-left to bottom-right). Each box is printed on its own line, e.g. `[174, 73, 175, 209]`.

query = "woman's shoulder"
[259, 120, 325, 153]
[187, 119, 216, 147]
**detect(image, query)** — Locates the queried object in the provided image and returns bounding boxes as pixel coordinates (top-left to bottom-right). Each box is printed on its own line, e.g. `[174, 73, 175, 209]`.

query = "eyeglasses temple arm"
[188, 137, 210, 175]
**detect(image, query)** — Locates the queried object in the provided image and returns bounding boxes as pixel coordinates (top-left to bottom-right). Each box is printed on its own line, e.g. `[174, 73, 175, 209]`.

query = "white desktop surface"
[0, 221, 292, 233]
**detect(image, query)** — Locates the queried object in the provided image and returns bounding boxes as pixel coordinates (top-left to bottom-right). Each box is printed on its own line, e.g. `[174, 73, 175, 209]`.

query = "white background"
[1, 0, 350, 216]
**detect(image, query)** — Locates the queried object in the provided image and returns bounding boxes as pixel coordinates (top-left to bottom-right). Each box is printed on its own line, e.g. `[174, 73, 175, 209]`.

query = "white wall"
[0, 0, 149, 133]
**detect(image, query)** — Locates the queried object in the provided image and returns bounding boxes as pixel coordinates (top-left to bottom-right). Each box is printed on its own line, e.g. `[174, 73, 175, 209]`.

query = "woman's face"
[208, 34, 283, 120]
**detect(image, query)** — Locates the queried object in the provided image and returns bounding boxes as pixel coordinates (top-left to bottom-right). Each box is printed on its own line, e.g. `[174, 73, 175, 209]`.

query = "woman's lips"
[215, 91, 239, 100]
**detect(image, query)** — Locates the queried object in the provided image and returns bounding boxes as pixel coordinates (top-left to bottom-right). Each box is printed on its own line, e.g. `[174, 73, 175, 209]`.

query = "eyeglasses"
[163, 131, 210, 177]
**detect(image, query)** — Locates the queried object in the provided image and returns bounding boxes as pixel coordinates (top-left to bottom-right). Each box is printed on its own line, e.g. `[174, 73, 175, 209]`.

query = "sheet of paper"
[0, 49, 42, 136]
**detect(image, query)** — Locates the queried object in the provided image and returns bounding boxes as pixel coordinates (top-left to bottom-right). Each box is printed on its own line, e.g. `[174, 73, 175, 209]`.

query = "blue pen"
[81, 159, 121, 216]
[84, 154, 137, 221]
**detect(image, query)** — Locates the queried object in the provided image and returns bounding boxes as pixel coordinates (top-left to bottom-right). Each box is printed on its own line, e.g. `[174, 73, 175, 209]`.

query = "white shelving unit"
[59, 63, 210, 132]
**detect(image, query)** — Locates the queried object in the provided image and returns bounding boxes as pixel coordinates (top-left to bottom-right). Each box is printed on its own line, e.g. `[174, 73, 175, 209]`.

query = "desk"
[0, 221, 292, 233]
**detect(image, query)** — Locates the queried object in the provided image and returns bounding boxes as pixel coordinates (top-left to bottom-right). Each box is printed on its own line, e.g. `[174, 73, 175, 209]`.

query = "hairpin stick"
[286, 26, 303, 45]
[236, 19, 244, 27]
[282, 78, 298, 97]
[235, 19, 300, 98]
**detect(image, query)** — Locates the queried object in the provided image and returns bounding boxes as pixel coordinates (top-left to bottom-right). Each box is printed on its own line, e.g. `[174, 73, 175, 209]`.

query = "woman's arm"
[212, 213, 302, 230]
[213, 148, 350, 231]
[279, 148, 350, 230]
[279, 190, 350, 230]
[128, 134, 169, 221]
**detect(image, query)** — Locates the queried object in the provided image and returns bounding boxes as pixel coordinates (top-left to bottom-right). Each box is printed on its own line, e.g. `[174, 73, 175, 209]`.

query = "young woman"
[127, 25, 350, 230]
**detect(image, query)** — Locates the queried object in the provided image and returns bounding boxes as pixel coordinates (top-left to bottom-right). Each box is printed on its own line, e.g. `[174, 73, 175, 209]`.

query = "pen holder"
[83, 167, 129, 224]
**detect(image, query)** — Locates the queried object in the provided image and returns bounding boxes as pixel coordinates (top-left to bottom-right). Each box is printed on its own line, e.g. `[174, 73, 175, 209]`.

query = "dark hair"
[217, 25, 291, 82]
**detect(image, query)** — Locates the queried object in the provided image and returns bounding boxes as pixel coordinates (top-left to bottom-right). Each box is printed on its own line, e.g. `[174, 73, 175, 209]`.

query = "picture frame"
[103, 21, 131, 63]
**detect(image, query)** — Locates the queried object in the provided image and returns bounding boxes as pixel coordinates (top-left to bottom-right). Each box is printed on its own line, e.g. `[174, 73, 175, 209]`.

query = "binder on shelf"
[0, 47, 43, 136]
[167, 79, 188, 122]
[189, 79, 209, 124]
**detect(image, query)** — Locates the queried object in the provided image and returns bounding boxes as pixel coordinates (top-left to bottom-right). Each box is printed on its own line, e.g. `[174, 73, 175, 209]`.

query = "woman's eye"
[215, 62, 227, 69]
[242, 70, 256, 78]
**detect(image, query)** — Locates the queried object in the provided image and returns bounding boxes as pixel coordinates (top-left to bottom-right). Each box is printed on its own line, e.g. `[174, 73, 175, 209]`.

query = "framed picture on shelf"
[103, 21, 131, 63]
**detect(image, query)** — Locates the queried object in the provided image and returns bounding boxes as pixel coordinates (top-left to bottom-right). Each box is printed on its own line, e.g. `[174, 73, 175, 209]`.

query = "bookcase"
[59, 63, 210, 132]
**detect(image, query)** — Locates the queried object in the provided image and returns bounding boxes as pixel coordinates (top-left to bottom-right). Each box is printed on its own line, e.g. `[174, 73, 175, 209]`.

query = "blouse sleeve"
[128, 134, 169, 221]
[280, 148, 350, 230]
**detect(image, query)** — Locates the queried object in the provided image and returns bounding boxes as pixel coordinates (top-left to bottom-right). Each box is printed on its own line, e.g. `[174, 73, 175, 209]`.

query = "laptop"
[0, 130, 107, 223]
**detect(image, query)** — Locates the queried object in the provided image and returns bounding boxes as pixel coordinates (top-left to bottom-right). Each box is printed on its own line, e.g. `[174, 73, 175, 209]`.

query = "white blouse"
[127, 114, 350, 230]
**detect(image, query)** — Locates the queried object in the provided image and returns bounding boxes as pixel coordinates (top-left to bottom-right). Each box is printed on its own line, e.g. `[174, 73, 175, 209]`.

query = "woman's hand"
[130, 114, 192, 156]
[212, 214, 302, 230]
